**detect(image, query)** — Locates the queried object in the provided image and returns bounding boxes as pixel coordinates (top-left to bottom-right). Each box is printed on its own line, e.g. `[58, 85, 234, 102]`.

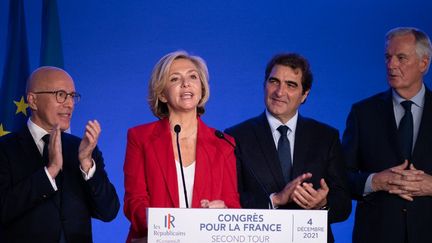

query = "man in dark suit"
[0, 66, 120, 243]
[342, 27, 432, 243]
[226, 53, 351, 243]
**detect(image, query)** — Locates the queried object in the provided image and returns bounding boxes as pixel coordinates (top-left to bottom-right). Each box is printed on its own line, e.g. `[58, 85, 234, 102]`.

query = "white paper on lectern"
[147, 208, 327, 243]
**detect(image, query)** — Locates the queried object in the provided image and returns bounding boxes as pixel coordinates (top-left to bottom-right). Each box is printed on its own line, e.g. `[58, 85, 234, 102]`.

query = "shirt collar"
[392, 82, 425, 108]
[27, 118, 49, 144]
[265, 109, 298, 134]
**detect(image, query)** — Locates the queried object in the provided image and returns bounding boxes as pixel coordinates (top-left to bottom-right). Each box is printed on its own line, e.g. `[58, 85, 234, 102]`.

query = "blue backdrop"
[1, 0, 431, 242]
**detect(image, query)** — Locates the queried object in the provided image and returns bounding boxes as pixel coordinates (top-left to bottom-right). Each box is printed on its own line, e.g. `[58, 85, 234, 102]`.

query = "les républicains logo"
[164, 213, 175, 230]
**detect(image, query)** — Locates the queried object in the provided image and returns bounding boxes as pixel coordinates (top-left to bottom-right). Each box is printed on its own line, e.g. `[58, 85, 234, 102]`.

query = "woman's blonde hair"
[148, 50, 210, 118]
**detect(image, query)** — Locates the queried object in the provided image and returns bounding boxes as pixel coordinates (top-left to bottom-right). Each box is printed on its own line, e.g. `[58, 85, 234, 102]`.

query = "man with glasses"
[0, 66, 119, 242]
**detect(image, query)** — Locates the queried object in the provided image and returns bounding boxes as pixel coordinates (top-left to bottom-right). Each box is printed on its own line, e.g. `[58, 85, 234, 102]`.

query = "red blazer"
[123, 118, 240, 241]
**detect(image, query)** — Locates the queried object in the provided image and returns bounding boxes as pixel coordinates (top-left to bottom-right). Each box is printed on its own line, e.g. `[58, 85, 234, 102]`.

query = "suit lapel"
[292, 116, 309, 178]
[380, 90, 404, 161]
[193, 118, 212, 207]
[413, 88, 432, 166]
[152, 119, 179, 207]
[18, 127, 45, 168]
[18, 127, 61, 208]
[60, 133, 77, 171]
[252, 113, 285, 189]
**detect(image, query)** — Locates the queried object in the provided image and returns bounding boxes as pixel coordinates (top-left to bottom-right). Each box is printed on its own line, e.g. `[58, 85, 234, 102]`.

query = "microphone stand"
[174, 125, 189, 208]
[215, 130, 273, 209]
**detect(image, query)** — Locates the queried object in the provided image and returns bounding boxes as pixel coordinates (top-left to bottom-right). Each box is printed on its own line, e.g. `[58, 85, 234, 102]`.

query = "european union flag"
[0, 0, 30, 136]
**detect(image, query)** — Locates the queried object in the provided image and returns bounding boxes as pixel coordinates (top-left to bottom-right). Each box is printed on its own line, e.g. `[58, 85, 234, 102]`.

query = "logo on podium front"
[164, 213, 176, 230]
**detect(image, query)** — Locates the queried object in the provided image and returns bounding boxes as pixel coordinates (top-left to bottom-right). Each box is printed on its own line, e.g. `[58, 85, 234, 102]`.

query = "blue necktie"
[398, 100, 414, 160]
[277, 125, 292, 183]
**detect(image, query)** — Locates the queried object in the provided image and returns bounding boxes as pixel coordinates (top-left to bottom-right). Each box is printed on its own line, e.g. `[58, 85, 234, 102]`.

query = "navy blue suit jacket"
[0, 127, 119, 243]
[226, 113, 351, 243]
[342, 87, 432, 243]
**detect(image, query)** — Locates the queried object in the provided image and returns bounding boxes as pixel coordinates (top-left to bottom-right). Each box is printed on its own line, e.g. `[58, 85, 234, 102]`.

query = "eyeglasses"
[33, 90, 81, 104]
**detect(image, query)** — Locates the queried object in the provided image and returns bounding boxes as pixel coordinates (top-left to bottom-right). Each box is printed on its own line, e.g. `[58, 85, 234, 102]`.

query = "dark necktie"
[42, 134, 66, 243]
[42, 134, 50, 165]
[398, 100, 414, 160]
[277, 125, 292, 183]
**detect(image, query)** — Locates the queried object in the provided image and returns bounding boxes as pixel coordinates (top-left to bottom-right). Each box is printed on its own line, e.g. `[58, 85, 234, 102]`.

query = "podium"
[147, 208, 327, 243]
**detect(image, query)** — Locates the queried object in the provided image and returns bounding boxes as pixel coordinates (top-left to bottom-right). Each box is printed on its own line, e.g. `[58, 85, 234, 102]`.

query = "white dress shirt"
[363, 84, 425, 195]
[27, 119, 96, 191]
[266, 109, 298, 163]
[266, 110, 299, 208]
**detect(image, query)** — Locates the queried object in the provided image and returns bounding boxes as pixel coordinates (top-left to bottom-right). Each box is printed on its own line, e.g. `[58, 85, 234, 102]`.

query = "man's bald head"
[26, 66, 74, 93]
[26, 66, 77, 132]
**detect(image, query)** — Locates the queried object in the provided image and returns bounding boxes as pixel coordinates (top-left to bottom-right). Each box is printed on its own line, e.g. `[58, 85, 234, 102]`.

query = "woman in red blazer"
[123, 51, 241, 242]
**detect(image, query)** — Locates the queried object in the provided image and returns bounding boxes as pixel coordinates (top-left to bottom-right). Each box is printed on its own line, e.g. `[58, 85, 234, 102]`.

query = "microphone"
[174, 124, 189, 208]
[215, 130, 235, 148]
[174, 124, 181, 133]
[214, 130, 273, 209]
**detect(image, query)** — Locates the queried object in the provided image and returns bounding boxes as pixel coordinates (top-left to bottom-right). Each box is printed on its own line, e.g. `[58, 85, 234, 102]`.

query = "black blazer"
[226, 113, 351, 243]
[0, 127, 120, 243]
[342, 87, 432, 243]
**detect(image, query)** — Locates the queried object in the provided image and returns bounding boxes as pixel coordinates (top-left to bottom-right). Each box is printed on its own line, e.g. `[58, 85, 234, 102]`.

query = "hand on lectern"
[200, 199, 227, 208]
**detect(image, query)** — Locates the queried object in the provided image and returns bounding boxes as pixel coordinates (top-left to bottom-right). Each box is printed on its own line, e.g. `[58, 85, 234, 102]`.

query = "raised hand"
[292, 178, 329, 209]
[79, 120, 101, 173]
[47, 124, 63, 178]
[271, 173, 313, 207]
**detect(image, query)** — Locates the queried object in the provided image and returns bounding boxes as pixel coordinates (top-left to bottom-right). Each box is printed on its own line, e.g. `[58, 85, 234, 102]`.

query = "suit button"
[402, 208, 407, 212]
[42, 194, 47, 198]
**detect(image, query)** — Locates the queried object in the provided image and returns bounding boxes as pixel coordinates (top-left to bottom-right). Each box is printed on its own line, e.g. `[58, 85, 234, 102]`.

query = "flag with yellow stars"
[0, 0, 30, 137]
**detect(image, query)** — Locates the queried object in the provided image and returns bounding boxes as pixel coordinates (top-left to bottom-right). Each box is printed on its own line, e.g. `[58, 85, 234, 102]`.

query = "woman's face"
[159, 58, 202, 115]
